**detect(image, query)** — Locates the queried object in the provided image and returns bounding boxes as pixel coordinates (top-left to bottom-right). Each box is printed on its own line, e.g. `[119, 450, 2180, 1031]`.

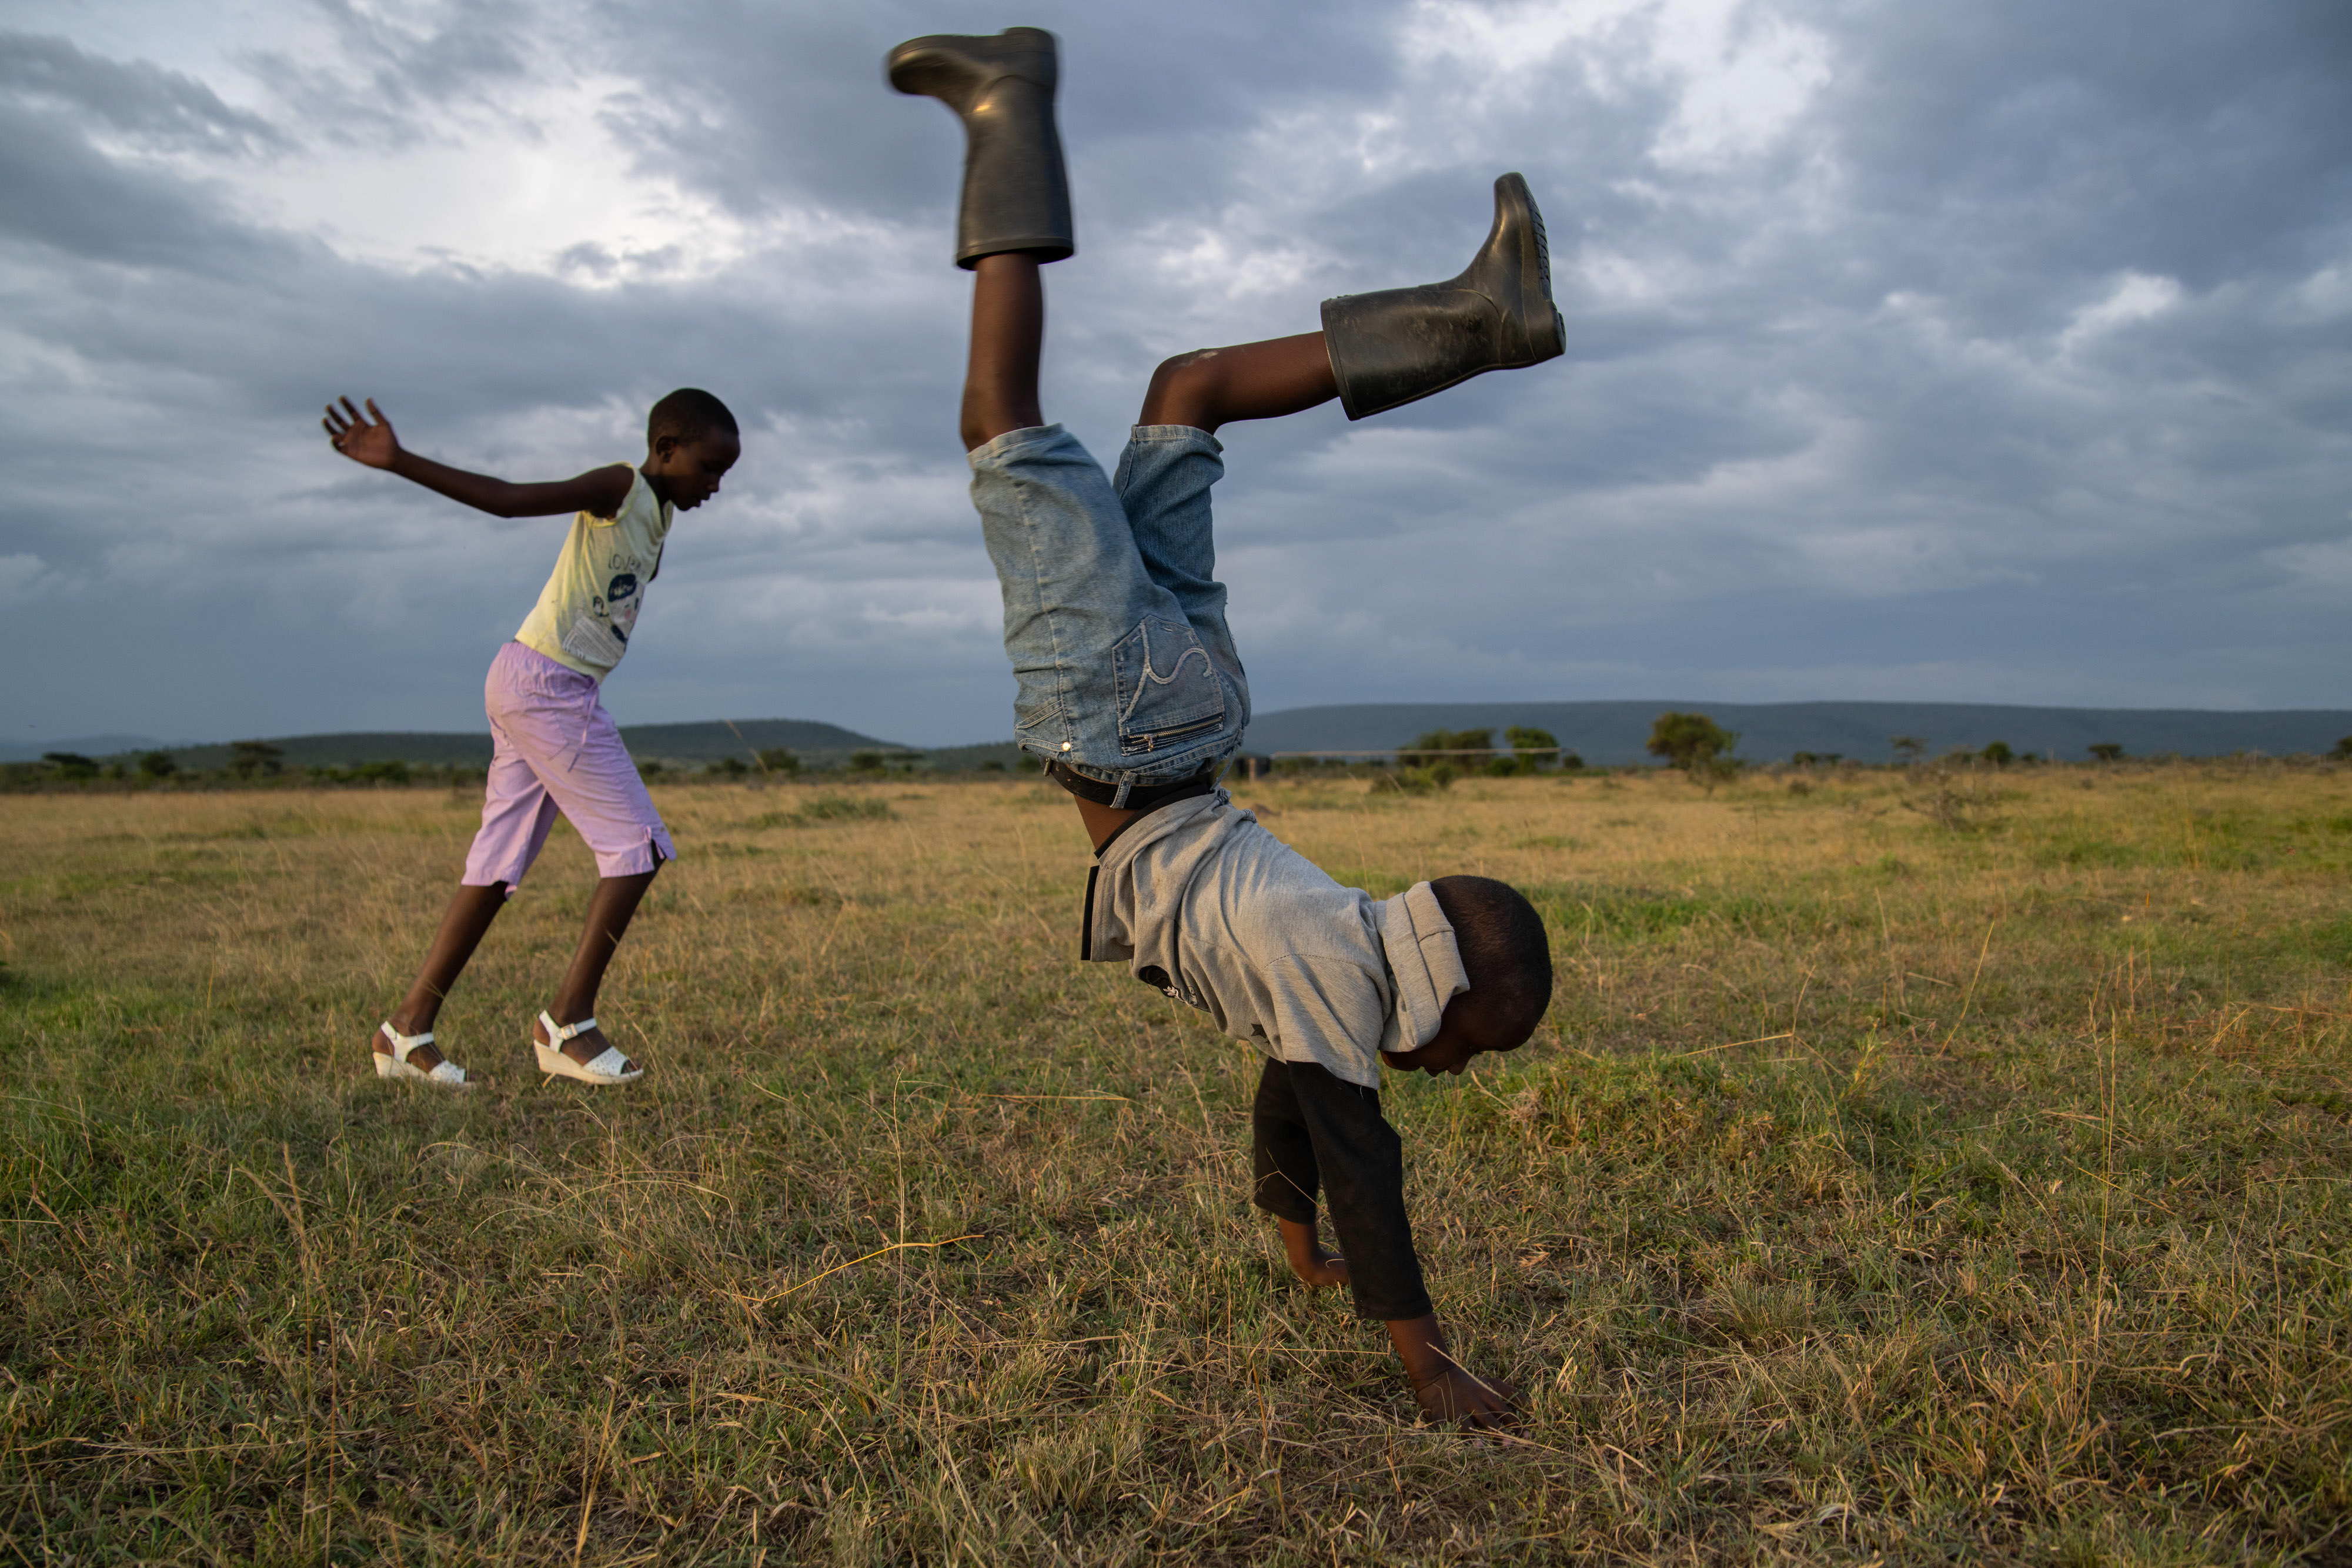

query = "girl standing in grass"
[322, 389, 739, 1087]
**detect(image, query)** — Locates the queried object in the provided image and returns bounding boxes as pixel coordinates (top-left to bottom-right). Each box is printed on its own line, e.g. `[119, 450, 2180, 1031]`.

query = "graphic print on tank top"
[559, 547, 654, 670]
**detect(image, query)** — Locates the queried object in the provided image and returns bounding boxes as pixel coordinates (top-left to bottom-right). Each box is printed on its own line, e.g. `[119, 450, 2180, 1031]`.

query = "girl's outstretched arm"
[323, 396, 634, 519]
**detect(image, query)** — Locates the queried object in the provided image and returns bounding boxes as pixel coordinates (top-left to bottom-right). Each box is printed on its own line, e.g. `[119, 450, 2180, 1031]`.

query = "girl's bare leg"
[1139, 332, 1338, 432]
[532, 868, 658, 1069]
[372, 882, 508, 1071]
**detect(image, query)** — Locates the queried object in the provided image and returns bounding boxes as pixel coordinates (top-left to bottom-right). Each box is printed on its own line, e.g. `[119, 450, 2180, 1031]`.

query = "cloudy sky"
[5, 0, 2348, 747]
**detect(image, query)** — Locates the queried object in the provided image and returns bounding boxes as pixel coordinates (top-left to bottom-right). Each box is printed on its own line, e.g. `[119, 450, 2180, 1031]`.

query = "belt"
[1045, 759, 1221, 811]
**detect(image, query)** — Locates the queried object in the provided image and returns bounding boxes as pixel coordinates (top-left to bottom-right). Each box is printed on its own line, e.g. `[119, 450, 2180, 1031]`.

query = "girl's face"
[647, 430, 740, 510]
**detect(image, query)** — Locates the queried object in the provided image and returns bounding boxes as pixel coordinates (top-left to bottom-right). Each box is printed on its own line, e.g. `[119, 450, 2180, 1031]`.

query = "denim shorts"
[969, 423, 1250, 787]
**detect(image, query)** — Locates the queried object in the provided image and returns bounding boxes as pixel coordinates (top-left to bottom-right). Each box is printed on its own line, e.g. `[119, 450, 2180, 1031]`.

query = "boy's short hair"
[648, 387, 739, 446]
[1430, 875, 1552, 1045]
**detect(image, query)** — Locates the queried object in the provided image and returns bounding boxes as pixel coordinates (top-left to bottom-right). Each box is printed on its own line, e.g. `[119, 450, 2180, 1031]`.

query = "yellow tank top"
[513, 466, 671, 680]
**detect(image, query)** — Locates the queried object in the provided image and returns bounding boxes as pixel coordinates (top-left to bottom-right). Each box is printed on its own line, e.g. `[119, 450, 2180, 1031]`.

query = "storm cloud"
[3, 0, 2347, 746]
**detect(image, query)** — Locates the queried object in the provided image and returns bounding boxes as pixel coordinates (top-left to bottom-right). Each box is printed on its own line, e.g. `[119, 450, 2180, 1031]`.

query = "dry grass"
[2, 765, 2348, 1563]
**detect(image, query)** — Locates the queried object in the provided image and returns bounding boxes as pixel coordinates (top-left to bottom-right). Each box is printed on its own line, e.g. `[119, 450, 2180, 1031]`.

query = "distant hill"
[1240, 701, 2352, 765]
[613, 719, 911, 768]
[29, 700, 2351, 777]
[92, 718, 917, 773]
[0, 734, 181, 762]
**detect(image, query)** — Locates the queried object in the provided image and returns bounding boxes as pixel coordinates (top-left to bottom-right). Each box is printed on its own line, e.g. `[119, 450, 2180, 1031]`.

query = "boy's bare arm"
[323, 396, 634, 519]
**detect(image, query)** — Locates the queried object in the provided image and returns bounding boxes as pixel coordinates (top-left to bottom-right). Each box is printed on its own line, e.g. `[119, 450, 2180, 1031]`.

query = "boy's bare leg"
[533, 868, 657, 1069]
[1139, 332, 1339, 433]
[1388, 1315, 1519, 1428]
[1276, 1216, 1352, 1288]
[961, 252, 1047, 451]
[372, 882, 508, 1071]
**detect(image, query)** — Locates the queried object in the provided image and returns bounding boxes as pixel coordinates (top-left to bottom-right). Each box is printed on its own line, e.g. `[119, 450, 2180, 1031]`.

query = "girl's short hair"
[648, 387, 739, 444]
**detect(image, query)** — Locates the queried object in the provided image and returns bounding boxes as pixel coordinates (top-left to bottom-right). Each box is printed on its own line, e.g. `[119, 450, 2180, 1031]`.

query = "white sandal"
[374, 1022, 472, 1089]
[533, 1011, 643, 1085]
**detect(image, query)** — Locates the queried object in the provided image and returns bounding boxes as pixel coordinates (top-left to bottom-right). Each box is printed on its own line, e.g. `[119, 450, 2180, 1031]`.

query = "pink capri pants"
[463, 641, 674, 891]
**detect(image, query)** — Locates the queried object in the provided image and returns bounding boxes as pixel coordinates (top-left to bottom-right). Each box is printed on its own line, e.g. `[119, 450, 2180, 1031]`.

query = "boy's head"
[1381, 875, 1552, 1076]
[643, 387, 741, 510]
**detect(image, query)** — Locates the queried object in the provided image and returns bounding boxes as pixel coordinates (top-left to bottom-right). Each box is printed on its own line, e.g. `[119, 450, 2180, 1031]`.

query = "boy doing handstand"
[323, 389, 739, 1088]
[890, 28, 1562, 1425]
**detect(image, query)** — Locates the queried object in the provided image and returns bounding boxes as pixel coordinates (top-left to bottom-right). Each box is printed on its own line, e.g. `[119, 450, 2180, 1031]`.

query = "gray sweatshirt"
[1081, 792, 1468, 1088]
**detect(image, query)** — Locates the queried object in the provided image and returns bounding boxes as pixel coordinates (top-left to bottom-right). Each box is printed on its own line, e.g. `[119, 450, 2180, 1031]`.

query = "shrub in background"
[1398, 728, 1494, 769]
[1505, 726, 1563, 774]
[1646, 712, 1738, 774]
[229, 740, 284, 779]
[1372, 763, 1458, 795]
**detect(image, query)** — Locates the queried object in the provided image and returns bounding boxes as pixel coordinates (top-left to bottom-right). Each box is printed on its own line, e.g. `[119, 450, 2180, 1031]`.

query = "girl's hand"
[323, 396, 400, 469]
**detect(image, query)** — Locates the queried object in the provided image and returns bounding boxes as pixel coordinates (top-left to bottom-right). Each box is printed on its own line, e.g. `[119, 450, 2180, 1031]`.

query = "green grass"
[1, 768, 2348, 1562]
[750, 793, 894, 830]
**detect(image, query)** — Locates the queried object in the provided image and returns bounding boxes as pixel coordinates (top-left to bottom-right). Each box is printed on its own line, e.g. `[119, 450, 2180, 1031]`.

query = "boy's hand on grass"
[324, 396, 400, 470]
[1388, 1315, 1519, 1429]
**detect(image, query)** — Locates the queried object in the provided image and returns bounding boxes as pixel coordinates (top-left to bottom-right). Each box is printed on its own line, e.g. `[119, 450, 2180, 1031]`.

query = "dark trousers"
[1251, 1058, 1433, 1322]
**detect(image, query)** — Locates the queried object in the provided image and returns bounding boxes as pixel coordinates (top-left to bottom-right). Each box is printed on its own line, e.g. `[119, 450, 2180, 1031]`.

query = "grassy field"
[2, 765, 2348, 1564]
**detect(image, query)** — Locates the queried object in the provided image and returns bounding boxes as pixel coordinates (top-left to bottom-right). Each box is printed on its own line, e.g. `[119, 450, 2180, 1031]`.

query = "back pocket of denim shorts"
[1112, 617, 1227, 757]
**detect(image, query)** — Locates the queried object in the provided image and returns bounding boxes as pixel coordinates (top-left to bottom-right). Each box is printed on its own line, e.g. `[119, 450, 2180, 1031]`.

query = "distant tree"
[756, 747, 801, 776]
[980, 759, 1007, 772]
[638, 760, 666, 780]
[42, 751, 98, 780]
[229, 740, 284, 779]
[1399, 728, 1494, 768]
[706, 755, 749, 777]
[2332, 735, 2352, 761]
[1646, 712, 1738, 773]
[2087, 743, 2125, 763]
[1890, 735, 1926, 765]
[1980, 741, 2015, 766]
[137, 750, 177, 779]
[1504, 726, 1561, 773]
[847, 750, 886, 773]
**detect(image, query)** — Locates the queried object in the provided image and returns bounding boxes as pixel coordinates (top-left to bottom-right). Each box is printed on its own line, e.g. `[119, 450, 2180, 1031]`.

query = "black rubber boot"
[887, 27, 1074, 269]
[1319, 173, 1564, 419]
